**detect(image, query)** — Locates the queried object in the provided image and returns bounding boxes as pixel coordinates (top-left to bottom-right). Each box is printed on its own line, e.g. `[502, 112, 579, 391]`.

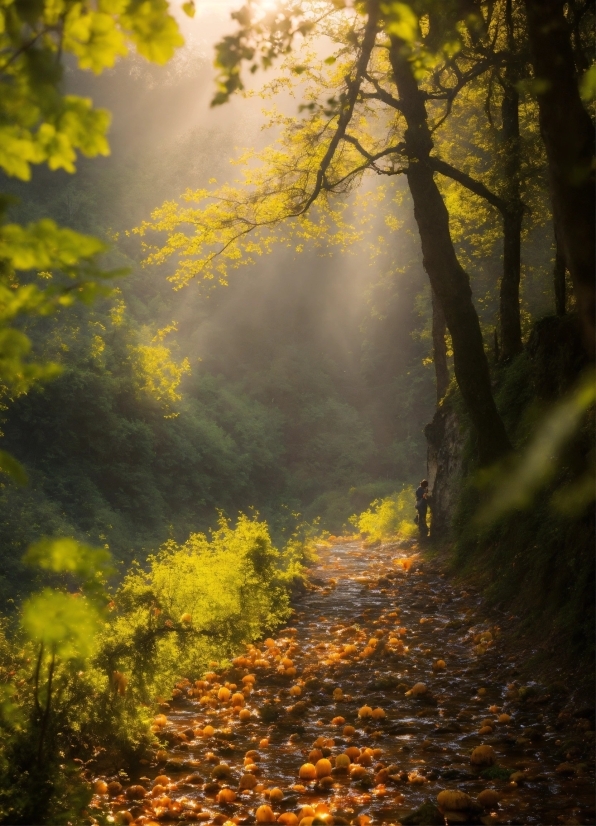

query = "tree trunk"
[523, 0, 595, 357]
[501, 208, 523, 359]
[431, 289, 449, 402]
[389, 39, 512, 466]
[553, 219, 567, 317]
[499, 1, 524, 361]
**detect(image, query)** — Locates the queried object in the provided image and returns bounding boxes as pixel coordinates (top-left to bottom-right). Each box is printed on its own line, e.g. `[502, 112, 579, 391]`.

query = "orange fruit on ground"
[277, 815, 299, 825]
[315, 758, 332, 778]
[298, 763, 317, 781]
[335, 754, 351, 769]
[470, 745, 496, 767]
[216, 788, 236, 804]
[437, 790, 473, 811]
[478, 789, 501, 807]
[256, 805, 276, 823]
[239, 774, 258, 790]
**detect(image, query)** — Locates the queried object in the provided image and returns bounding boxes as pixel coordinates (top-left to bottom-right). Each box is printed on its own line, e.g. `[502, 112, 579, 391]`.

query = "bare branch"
[362, 72, 403, 111]
[430, 157, 511, 216]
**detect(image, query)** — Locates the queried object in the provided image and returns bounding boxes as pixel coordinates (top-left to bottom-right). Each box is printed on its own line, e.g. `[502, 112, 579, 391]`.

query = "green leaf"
[64, 8, 128, 74]
[24, 537, 114, 580]
[380, 2, 419, 42]
[21, 589, 100, 659]
[182, 1, 195, 18]
[0, 219, 106, 271]
[0, 450, 28, 485]
[0, 127, 44, 181]
[478, 369, 596, 522]
[122, 0, 184, 65]
[580, 65, 596, 105]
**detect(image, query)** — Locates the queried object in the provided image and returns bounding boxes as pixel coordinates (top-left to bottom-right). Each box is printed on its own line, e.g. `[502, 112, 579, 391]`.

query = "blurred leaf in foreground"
[478, 369, 595, 523]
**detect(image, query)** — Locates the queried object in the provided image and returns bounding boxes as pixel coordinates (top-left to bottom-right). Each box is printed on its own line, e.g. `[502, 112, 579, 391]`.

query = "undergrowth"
[449, 320, 595, 662]
[349, 487, 417, 543]
[0, 514, 315, 824]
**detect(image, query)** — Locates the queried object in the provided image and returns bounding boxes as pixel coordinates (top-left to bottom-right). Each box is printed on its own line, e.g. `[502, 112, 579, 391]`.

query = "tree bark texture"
[431, 289, 450, 402]
[553, 219, 567, 317]
[389, 39, 512, 465]
[499, 1, 524, 361]
[523, 0, 595, 357]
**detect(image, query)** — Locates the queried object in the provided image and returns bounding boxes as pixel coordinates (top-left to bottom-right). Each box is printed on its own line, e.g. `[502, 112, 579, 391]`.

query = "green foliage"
[102, 513, 304, 705]
[0, 536, 113, 824]
[0, 0, 182, 182]
[0, 515, 311, 823]
[0, 0, 185, 480]
[451, 324, 595, 659]
[478, 368, 595, 521]
[350, 486, 417, 542]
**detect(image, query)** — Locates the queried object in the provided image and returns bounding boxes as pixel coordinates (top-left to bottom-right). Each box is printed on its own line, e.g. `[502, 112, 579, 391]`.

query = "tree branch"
[296, 1, 380, 214]
[362, 73, 403, 111]
[342, 134, 405, 163]
[429, 157, 511, 216]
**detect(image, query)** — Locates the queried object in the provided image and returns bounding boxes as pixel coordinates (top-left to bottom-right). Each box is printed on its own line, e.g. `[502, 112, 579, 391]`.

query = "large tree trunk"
[501, 207, 523, 359]
[389, 39, 512, 466]
[431, 289, 449, 402]
[499, 0, 524, 361]
[523, 0, 595, 357]
[553, 219, 567, 317]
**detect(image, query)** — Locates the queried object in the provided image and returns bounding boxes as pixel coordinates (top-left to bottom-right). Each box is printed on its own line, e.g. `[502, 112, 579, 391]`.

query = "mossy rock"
[401, 800, 444, 825]
[259, 702, 281, 723]
[480, 765, 511, 781]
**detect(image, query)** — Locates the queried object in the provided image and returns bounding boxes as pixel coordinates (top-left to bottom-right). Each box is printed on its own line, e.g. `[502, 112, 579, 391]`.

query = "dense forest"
[0, 0, 593, 823]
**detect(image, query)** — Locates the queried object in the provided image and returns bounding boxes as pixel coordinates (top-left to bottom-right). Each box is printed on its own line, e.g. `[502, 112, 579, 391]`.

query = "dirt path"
[93, 541, 595, 826]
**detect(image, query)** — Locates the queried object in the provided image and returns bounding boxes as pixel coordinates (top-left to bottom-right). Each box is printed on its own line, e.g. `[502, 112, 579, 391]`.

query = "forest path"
[102, 541, 595, 826]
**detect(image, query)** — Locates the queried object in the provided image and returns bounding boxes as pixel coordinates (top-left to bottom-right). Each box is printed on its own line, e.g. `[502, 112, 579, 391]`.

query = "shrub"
[0, 513, 312, 823]
[349, 487, 417, 542]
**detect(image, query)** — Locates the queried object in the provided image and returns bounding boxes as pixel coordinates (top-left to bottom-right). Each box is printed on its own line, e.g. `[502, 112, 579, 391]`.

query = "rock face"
[424, 401, 466, 538]
[423, 314, 587, 540]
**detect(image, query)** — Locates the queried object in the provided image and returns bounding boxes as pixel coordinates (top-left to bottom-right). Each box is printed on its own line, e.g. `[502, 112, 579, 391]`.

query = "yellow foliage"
[349, 487, 417, 542]
[130, 340, 190, 411]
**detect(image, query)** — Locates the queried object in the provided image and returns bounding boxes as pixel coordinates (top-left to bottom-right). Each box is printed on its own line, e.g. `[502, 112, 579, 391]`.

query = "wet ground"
[93, 540, 596, 826]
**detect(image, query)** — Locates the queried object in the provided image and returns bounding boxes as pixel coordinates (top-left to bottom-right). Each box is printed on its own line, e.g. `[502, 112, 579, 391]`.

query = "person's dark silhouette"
[415, 479, 429, 538]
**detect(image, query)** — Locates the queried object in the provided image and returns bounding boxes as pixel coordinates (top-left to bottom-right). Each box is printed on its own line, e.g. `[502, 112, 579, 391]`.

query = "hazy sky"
[178, 0, 245, 45]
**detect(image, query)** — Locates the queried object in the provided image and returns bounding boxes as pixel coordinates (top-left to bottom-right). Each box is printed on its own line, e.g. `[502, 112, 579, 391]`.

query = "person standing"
[415, 480, 429, 539]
